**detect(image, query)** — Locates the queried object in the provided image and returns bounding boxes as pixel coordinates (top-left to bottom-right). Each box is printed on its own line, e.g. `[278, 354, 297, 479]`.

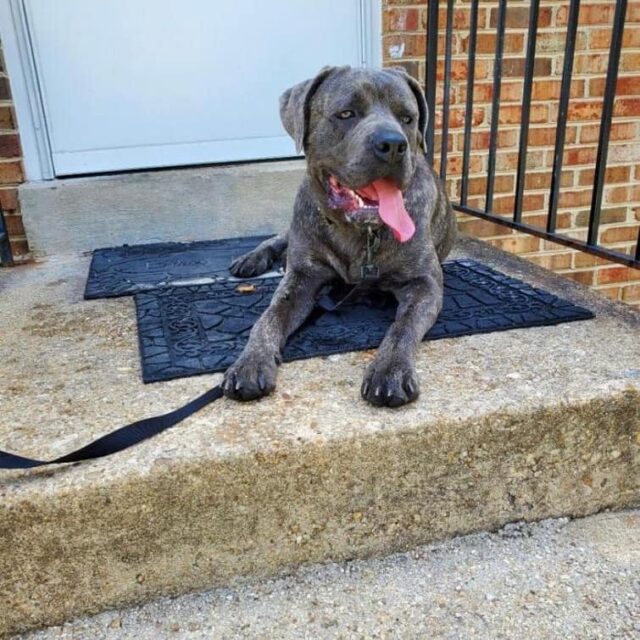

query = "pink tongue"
[358, 179, 415, 243]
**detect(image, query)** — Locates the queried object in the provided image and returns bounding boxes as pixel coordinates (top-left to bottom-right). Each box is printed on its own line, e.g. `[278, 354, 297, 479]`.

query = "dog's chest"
[326, 228, 388, 284]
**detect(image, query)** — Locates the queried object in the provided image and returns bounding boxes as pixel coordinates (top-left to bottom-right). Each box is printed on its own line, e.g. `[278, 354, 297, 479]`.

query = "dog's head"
[279, 66, 428, 241]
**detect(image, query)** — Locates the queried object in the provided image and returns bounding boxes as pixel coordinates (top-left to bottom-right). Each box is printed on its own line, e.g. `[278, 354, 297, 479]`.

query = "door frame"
[0, 0, 55, 180]
[0, 0, 382, 182]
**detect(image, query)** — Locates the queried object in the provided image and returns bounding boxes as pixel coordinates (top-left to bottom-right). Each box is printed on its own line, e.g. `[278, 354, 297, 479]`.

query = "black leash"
[0, 386, 223, 469]
[0, 227, 382, 471]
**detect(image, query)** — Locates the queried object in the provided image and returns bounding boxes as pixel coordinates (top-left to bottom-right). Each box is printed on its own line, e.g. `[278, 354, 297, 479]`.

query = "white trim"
[362, 0, 383, 69]
[0, 0, 54, 181]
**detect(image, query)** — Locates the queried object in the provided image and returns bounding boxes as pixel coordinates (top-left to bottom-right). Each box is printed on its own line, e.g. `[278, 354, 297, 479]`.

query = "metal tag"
[361, 264, 380, 280]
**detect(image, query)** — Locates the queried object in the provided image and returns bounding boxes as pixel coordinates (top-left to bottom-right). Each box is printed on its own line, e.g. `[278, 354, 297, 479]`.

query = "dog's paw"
[229, 249, 274, 278]
[223, 354, 278, 401]
[361, 358, 420, 408]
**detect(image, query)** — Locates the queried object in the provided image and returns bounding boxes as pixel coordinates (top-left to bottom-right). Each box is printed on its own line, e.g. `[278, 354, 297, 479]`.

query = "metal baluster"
[486, 0, 507, 213]
[587, 0, 627, 246]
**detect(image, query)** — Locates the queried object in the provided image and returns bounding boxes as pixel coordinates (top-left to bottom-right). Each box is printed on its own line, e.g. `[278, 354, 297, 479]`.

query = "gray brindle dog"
[224, 66, 457, 407]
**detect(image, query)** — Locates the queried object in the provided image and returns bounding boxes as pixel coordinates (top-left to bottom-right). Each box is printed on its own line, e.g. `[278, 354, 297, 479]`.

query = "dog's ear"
[386, 67, 429, 154]
[279, 66, 340, 153]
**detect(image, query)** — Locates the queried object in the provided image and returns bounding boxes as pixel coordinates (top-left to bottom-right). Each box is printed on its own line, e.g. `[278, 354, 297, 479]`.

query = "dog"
[223, 65, 457, 407]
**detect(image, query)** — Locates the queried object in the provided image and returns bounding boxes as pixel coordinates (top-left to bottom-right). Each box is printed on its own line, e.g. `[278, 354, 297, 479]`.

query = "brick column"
[0, 41, 28, 261]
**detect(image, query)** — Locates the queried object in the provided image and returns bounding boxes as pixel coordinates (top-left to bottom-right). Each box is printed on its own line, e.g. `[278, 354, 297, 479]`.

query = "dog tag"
[361, 264, 380, 280]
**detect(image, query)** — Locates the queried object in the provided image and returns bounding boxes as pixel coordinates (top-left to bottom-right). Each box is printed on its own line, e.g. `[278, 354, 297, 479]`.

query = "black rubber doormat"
[135, 259, 594, 383]
[84, 235, 275, 299]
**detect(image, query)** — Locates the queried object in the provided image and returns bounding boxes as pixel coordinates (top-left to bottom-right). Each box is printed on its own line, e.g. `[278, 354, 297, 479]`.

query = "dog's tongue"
[357, 179, 415, 243]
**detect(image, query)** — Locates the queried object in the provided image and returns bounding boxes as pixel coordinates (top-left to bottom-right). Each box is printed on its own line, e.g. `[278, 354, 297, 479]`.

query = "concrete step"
[19, 160, 304, 258]
[1, 237, 639, 636]
[17, 510, 640, 640]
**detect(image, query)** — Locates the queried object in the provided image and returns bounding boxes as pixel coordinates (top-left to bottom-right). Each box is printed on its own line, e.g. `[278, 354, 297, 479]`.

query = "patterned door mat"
[84, 235, 277, 299]
[135, 259, 594, 383]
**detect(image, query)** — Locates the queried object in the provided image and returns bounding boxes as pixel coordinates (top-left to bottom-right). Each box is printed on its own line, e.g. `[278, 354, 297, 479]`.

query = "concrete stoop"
[19, 160, 304, 258]
[0, 238, 639, 636]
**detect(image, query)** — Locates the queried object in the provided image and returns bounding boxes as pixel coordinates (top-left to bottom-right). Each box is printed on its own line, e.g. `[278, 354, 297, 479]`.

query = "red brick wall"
[0, 41, 28, 261]
[383, 0, 640, 309]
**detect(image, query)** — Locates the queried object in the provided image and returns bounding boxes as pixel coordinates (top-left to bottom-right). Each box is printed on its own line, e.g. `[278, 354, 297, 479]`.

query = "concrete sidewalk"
[18, 510, 640, 639]
[1, 237, 639, 635]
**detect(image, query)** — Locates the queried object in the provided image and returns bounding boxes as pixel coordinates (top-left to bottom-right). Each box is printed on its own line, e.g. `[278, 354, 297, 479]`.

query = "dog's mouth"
[326, 175, 416, 243]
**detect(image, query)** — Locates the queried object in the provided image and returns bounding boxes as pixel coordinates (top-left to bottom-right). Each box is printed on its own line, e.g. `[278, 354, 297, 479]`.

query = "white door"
[21, 0, 380, 176]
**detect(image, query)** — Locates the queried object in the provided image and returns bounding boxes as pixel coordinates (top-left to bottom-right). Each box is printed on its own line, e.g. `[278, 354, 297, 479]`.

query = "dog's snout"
[372, 130, 408, 164]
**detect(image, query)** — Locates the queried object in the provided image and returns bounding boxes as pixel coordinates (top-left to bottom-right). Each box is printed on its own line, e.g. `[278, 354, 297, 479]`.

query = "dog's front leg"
[223, 269, 329, 401]
[362, 268, 444, 408]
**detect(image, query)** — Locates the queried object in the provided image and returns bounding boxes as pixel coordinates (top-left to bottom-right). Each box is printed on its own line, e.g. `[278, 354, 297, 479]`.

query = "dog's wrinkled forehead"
[319, 68, 418, 115]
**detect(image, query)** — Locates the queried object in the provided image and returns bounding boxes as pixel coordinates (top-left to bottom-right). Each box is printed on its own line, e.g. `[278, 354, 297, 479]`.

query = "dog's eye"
[336, 110, 356, 120]
[401, 115, 413, 125]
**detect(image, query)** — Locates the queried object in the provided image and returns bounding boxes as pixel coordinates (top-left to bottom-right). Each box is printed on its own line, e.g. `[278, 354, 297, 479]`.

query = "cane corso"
[224, 65, 457, 407]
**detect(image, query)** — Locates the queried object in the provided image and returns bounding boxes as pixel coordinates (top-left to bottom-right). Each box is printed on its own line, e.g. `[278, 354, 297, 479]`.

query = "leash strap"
[315, 283, 361, 312]
[0, 385, 223, 469]
[0, 280, 356, 470]
[1, 231, 383, 470]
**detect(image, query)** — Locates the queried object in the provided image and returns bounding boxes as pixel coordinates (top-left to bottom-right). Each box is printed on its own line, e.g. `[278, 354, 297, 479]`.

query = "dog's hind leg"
[229, 231, 289, 278]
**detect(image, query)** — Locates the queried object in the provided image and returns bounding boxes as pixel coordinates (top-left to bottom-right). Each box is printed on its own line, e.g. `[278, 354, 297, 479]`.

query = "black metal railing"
[0, 207, 13, 267]
[425, 0, 640, 268]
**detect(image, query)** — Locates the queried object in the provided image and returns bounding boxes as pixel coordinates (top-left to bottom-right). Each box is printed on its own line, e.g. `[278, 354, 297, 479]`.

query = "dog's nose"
[372, 130, 408, 164]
